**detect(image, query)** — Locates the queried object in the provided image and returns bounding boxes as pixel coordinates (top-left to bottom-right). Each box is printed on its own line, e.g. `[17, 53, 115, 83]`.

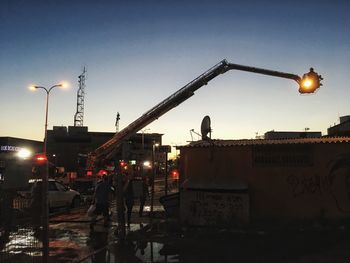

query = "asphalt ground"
[48, 198, 167, 262]
[4, 178, 350, 263]
[0, 178, 176, 263]
[47, 199, 350, 263]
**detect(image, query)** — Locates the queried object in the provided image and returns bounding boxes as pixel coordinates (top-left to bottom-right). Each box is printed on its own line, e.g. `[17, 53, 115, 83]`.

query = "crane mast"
[74, 67, 87, 127]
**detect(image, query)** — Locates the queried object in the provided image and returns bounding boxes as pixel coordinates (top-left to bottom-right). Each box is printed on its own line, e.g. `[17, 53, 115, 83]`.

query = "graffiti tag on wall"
[184, 191, 249, 226]
[286, 174, 332, 197]
[286, 154, 350, 213]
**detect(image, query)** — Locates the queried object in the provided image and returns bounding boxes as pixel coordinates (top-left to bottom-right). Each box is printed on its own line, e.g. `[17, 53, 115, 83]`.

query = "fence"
[0, 192, 42, 262]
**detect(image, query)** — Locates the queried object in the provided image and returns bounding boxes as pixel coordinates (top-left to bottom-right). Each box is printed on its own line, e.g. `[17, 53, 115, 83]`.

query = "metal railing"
[0, 195, 42, 262]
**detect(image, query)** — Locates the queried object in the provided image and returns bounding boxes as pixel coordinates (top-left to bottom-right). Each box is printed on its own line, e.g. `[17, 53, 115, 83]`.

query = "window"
[252, 144, 313, 167]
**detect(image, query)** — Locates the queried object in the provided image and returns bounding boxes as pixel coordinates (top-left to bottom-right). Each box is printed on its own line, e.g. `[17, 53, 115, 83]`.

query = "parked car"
[18, 179, 81, 210]
[71, 178, 96, 204]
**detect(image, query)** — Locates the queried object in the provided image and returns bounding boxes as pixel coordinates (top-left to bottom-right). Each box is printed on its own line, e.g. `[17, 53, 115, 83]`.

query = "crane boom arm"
[93, 59, 302, 162]
[94, 59, 230, 160]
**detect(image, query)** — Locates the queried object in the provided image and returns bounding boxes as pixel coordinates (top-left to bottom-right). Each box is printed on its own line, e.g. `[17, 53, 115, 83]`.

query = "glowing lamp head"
[28, 82, 69, 92]
[143, 161, 151, 168]
[17, 148, 32, 159]
[29, 85, 37, 91]
[301, 78, 313, 88]
[59, 82, 69, 89]
[299, 68, 323, 94]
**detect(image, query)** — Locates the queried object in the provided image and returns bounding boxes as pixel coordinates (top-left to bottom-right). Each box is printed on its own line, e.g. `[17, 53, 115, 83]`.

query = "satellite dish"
[201, 115, 211, 140]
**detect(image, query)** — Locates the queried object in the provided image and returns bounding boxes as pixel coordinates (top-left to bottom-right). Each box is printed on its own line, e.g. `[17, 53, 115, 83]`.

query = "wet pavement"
[1, 179, 178, 263]
[0, 200, 168, 263]
[48, 203, 167, 262]
[47, 204, 350, 263]
[51, 217, 350, 263]
[4, 199, 350, 262]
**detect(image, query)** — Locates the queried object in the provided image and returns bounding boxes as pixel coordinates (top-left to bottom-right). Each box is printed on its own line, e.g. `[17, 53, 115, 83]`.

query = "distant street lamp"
[29, 82, 68, 263]
[29, 83, 68, 154]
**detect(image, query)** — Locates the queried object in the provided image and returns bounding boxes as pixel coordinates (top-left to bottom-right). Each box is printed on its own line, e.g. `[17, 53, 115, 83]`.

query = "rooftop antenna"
[74, 67, 87, 127]
[201, 115, 212, 140]
[190, 129, 201, 142]
[115, 112, 120, 133]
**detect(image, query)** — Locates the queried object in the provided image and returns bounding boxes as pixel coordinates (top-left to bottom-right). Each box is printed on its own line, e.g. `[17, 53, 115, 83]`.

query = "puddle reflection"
[0, 227, 42, 261]
[81, 241, 178, 263]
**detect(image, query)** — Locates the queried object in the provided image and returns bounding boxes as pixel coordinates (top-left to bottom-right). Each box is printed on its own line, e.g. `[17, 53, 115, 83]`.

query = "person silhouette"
[90, 175, 110, 231]
[123, 173, 134, 228]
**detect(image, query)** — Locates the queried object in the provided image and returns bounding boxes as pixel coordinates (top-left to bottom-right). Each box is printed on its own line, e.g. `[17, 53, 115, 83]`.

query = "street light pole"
[43, 89, 50, 154]
[30, 84, 65, 154]
[150, 142, 159, 224]
[29, 83, 66, 263]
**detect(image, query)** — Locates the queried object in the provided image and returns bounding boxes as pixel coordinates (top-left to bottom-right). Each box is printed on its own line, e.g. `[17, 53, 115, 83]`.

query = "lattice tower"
[74, 67, 87, 127]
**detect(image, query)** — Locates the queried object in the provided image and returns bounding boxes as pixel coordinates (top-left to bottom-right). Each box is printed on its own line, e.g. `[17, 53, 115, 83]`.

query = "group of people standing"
[89, 165, 149, 231]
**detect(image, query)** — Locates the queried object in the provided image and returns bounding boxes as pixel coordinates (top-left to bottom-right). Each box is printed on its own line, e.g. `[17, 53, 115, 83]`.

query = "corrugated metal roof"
[178, 137, 350, 148]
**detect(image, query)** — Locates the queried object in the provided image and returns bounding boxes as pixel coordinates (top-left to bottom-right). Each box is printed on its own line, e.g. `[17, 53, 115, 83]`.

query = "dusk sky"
[1, 0, 349, 151]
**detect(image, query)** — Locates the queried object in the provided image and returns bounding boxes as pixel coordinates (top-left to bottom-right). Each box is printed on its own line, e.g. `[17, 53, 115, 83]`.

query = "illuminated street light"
[143, 160, 151, 168]
[29, 82, 68, 153]
[17, 148, 32, 159]
[29, 81, 68, 263]
[226, 63, 323, 94]
[298, 68, 323, 94]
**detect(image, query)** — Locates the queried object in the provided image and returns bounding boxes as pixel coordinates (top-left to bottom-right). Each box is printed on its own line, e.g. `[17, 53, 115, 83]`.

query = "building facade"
[328, 115, 350, 136]
[0, 137, 42, 189]
[0, 137, 43, 155]
[46, 126, 163, 176]
[264, 130, 322, 139]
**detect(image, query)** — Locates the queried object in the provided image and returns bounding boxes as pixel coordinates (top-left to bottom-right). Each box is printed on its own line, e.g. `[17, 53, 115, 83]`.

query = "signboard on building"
[1, 145, 22, 152]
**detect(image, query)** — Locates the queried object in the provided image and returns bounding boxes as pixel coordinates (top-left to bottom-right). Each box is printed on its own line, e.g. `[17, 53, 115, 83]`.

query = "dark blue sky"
[1, 0, 349, 147]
